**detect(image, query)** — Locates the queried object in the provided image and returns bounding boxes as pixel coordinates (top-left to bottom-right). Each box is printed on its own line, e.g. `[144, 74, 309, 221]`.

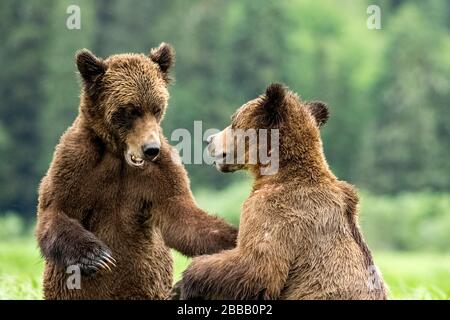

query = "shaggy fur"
[177, 83, 387, 300]
[35, 43, 237, 300]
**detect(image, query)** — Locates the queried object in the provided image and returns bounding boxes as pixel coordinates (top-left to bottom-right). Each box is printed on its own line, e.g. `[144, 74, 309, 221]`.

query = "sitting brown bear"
[177, 83, 387, 300]
[35, 43, 237, 299]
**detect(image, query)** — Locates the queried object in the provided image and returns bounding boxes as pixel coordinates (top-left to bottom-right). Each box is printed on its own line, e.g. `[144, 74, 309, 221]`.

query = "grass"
[374, 252, 450, 299]
[1, 185, 449, 299]
[0, 238, 43, 300]
[1, 237, 449, 299]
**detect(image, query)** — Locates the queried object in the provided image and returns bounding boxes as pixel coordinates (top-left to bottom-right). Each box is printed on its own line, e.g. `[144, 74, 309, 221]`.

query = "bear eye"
[111, 105, 141, 130]
[128, 107, 141, 118]
[154, 109, 162, 117]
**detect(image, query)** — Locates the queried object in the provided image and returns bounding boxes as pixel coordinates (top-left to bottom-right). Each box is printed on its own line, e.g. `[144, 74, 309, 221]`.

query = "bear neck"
[251, 139, 335, 187]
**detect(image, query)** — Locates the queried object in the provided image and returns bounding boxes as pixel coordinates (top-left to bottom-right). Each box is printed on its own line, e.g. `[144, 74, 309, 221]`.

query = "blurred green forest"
[0, 0, 449, 219]
[0, 0, 450, 300]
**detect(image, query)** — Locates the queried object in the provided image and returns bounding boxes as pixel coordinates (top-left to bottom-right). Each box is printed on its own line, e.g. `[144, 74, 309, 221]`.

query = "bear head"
[76, 43, 175, 168]
[207, 83, 329, 176]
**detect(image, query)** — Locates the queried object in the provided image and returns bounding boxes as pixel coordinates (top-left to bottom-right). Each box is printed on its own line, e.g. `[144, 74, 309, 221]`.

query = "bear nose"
[142, 142, 160, 160]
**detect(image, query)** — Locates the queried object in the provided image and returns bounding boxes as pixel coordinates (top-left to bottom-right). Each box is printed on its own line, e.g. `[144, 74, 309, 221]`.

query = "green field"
[1, 186, 449, 300]
[0, 237, 449, 300]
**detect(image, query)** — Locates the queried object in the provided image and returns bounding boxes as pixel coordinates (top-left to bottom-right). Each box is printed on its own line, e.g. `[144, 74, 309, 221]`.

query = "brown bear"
[35, 43, 237, 299]
[177, 83, 387, 300]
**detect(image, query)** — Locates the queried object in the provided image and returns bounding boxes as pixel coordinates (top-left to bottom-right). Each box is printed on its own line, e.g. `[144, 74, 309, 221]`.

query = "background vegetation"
[0, 0, 449, 299]
[2, 189, 450, 300]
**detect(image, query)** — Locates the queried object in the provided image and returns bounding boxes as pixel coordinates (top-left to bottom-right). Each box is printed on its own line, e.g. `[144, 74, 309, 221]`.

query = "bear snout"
[142, 142, 161, 161]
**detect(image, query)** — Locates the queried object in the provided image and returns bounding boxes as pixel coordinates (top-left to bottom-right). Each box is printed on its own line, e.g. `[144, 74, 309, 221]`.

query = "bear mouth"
[125, 153, 145, 167]
[215, 162, 241, 173]
[211, 152, 227, 163]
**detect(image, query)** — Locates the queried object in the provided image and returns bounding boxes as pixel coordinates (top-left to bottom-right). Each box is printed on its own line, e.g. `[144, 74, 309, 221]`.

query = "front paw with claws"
[76, 245, 117, 276]
[38, 225, 117, 277]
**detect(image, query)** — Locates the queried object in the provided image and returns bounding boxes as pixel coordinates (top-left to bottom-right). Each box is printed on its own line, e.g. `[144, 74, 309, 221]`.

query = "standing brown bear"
[35, 43, 237, 299]
[177, 83, 387, 300]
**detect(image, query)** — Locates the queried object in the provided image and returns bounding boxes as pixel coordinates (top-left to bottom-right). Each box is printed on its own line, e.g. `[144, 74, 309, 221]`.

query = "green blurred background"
[0, 0, 449, 299]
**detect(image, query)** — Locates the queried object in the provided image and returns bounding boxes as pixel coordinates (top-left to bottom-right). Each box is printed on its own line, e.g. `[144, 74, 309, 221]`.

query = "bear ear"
[305, 101, 329, 127]
[262, 83, 287, 124]
[150, 42, 175, 82]
[76, 49, 106, 84]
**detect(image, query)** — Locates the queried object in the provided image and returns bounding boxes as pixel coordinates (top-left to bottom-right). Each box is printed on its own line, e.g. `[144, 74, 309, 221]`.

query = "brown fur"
[178, 83, 387, 300]
[35, 43, 237, 300]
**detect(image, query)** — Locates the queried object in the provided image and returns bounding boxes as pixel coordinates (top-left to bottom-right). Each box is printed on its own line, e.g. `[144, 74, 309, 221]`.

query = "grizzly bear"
[177, 83, 387, 300]
[35, 43, 237, 299]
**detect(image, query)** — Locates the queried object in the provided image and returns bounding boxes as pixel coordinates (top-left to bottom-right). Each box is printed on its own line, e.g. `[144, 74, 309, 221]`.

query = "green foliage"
[360, 192, 450, 252]
[0, 0, 53, 217]
[0, 213, 27, 240]
[195, 176, 252, 226]
[369, 3, 450, 193]
[0, 1, 449, 219]
[0, 237, 43, 300]
[374, 251, 450, 300]
[1, 215, 450, 300]
[1, 184, 450, 299]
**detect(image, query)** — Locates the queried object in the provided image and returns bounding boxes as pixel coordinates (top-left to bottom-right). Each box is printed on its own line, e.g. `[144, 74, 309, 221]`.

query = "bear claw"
[74, 245, 116, 276]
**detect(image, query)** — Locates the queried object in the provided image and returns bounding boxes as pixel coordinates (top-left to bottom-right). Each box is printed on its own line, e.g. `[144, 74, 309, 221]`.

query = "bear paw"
[65, 241, 117, 277]
[78, 245, 116, 276]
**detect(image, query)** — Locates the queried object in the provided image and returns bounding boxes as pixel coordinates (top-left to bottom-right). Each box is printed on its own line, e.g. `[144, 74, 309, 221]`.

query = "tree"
[370, 4, 449, 193]
[0, 0, 53, 217]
